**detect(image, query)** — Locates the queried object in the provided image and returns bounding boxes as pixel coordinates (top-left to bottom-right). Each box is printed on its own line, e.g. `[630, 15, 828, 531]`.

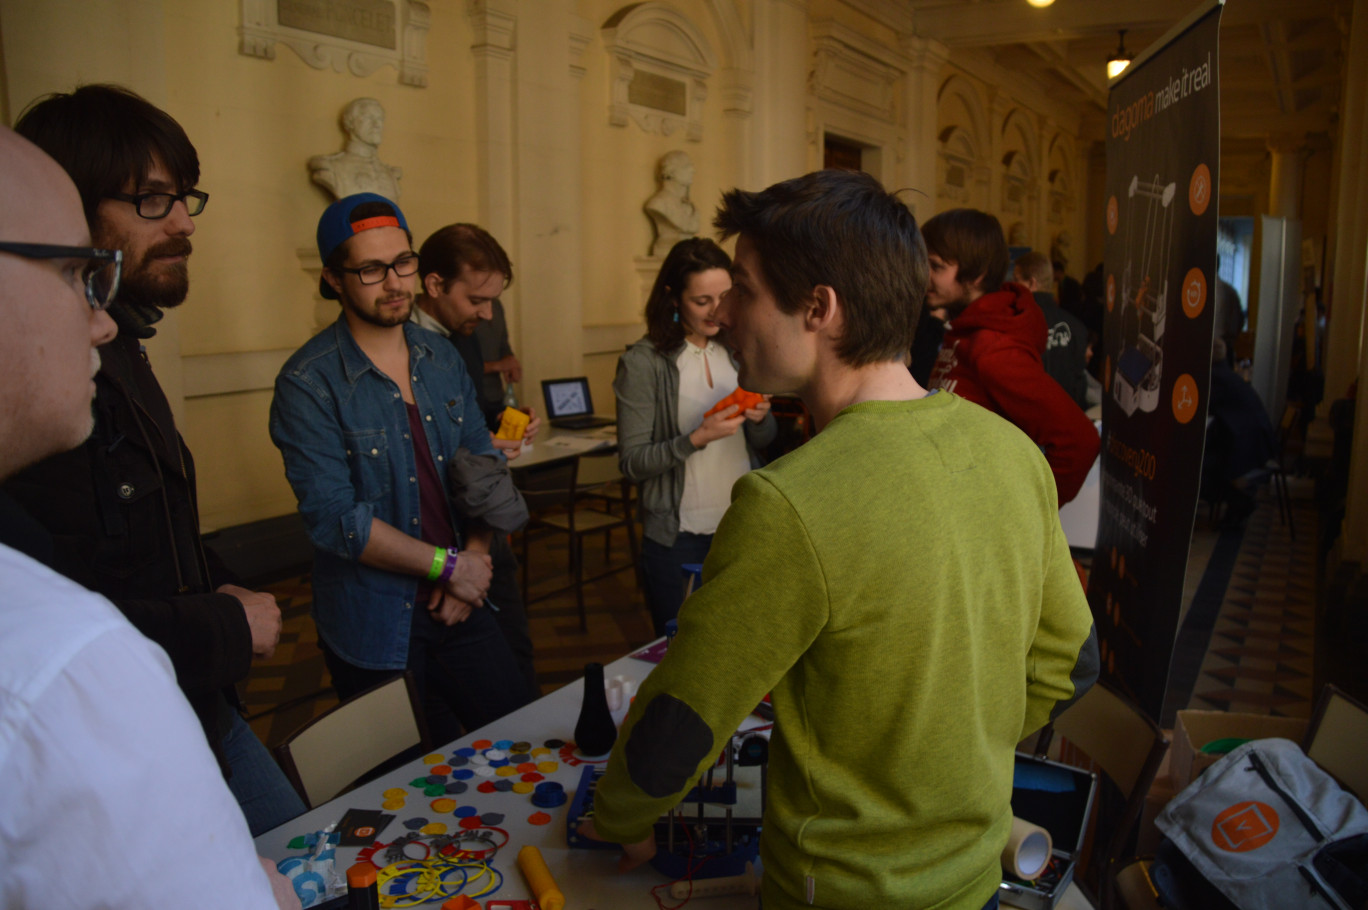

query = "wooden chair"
[1034, 681, 1170, 910]
[516, 454, 640, 630]
[273, 672, 429, 809]
[1113, 859, 1162, 910]
[1304, 683, 1368, 802]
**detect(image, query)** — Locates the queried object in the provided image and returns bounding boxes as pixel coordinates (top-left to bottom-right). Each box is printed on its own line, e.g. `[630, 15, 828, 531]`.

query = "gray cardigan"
[613, 336, 778, 547]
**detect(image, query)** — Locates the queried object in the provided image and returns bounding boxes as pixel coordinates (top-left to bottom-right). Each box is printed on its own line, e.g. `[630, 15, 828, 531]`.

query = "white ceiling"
[860, 0, 1352, 141]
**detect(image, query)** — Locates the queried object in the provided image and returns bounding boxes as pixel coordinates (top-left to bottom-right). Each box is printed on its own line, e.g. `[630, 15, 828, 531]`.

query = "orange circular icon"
[1182, 268, 1208, 319]
[1189, 163, 1212, 216]
[1106, 273, 1117, 313]
[1106, 196, 1119, 234]
[1212, 801, 1280, 852]
[1172, 373, 1200, 424]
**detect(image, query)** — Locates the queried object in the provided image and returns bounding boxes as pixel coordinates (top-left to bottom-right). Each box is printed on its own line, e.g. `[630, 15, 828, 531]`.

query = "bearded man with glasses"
[1, 84, 305, 837]
[270, 194, 531, 746]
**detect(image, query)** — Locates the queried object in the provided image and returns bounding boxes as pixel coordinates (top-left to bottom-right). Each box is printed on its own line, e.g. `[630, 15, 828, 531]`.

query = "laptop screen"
[542, 377, 595, 419]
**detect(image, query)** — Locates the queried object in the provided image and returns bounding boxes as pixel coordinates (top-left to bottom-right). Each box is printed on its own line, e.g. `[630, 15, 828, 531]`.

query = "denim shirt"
[269, 317, 496, 669]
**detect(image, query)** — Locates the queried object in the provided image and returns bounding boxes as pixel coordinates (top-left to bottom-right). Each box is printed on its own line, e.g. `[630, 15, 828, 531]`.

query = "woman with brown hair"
[613, 238, 776, 634]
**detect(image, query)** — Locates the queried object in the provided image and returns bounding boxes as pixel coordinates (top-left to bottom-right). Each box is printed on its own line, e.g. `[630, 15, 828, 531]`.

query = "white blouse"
[675, 340, 753, 535]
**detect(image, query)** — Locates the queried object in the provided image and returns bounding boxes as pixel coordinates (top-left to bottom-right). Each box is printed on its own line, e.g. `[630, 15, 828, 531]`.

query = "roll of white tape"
[1001, 816, 1053, 880]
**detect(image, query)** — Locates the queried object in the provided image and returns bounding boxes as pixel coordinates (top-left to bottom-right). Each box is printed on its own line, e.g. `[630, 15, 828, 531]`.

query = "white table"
[506, 427, 617, 471]
[255, 649, 760, 909]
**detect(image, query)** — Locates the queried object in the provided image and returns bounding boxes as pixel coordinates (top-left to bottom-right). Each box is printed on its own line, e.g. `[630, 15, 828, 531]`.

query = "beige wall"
[0, 0, 1139, 533]
[2, 0, 489, 529]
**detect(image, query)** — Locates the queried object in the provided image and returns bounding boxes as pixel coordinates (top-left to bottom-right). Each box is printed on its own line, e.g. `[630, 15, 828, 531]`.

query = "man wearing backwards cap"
[270, 194, 529, 744]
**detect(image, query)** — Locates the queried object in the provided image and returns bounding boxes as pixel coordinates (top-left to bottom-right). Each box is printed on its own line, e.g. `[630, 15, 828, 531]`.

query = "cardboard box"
[1170, 710, 1307, 791]
[1136, 742, 1174, 855]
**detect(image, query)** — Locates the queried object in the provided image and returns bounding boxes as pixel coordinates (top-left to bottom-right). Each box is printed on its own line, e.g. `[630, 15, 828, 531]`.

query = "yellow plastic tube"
[516, 845, 566, 910]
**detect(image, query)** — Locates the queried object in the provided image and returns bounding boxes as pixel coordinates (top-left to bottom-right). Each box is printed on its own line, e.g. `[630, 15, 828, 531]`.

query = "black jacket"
[1033, 291, 1091, 411]
[2, 332, 251, 775]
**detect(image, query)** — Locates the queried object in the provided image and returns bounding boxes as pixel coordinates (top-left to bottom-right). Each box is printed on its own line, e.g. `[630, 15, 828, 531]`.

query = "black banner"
[1090, 2, 1223, 720]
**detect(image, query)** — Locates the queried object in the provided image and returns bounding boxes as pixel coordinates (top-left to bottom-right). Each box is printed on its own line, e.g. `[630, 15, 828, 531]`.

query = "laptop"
[541, 377, 616, 430]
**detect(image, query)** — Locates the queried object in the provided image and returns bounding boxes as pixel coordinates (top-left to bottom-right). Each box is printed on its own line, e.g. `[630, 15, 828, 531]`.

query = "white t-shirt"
[675, 340, 752, 535]
[0, 543, 282, 909]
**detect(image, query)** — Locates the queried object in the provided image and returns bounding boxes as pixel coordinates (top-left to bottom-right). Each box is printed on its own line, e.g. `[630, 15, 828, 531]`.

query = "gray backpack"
[1156, 738, 1368, 910]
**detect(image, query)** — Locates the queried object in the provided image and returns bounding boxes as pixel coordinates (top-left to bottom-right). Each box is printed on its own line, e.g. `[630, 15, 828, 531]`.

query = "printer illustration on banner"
[1113, 174, 1177, 417]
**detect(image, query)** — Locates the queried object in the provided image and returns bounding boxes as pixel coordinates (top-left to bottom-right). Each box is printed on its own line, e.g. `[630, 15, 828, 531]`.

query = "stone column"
[719, 66, 756, 192]
[468, 0, 517, 245]
[1329, 0, 1368, 563]
[467, 0, 589, 387]
[900, 36, 949, 219]
[1326, 0, 1368, 408]
[1037, 118, 1054, 249]
[989, 93, 1012, 225]
[1268, 133, 1307, 220]
[749, 0, 809, 188]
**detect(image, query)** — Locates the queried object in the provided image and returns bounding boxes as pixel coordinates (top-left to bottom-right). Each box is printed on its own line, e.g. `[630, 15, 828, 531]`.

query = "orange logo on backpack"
[1211, 801, 1280, 852]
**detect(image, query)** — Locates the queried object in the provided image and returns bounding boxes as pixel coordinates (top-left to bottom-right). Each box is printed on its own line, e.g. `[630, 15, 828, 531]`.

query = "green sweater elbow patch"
[626, 693, 716, 798]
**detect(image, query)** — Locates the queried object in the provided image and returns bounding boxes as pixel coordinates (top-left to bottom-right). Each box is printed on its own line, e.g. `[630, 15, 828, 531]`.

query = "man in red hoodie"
[925, 209, 1099, 504]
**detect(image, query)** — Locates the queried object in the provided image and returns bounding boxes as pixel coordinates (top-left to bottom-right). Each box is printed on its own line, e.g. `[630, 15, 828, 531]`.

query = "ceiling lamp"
[1026, 0, 1055, 7]
[1107, 29, 1132, 79]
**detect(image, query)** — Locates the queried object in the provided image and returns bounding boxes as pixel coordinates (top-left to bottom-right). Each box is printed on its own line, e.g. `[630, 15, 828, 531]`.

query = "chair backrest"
[1114, 860, 1162, 910]
[274, 672, 429, 808]
[1041, 680, 1170, 909]
[1050, 682, 1167, 797]
[1304, 684, 1368, 801]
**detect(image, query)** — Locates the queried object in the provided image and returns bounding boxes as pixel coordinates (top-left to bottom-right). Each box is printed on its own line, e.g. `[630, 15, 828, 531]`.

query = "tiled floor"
[243, 473, 1318, 750]
[1184, 476, 1318, 719]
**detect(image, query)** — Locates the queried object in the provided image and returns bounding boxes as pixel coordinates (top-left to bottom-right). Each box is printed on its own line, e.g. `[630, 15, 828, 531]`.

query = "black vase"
[574, 662, 617, 757]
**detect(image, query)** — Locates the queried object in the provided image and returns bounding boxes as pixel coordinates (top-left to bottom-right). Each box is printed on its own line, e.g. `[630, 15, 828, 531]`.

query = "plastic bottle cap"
[347, 863, 377, 888]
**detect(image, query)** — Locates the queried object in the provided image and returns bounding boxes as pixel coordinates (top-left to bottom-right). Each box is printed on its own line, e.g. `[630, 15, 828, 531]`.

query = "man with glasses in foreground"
[270, 195, 530, 746]
[2, 84, 303, 835]
[0, 124, 298, 909]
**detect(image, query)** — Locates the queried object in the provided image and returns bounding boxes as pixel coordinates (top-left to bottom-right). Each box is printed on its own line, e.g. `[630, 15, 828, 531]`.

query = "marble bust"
[309, 97, 403, 201]
[645, 150, 700, 257]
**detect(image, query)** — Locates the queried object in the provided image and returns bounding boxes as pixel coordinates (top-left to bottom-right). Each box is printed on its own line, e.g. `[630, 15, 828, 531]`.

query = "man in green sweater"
[581, 170, 1099, 910]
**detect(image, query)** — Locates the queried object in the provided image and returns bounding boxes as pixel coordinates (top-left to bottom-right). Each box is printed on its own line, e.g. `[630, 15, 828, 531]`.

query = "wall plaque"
[240, 0, 429, 86]
[278, 0, 397, 50]
[628, 70, 688, 116]
[603, 2, 716, 141]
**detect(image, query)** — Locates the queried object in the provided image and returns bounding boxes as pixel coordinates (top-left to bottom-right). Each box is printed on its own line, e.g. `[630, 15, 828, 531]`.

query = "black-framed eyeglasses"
[0, 242, 122, 311]
[332, 253, 420, 286]
[107, 188, 209, 219]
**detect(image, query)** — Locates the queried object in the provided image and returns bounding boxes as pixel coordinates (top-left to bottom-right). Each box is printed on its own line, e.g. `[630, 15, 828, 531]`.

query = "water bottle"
[503, 381, 519, 410]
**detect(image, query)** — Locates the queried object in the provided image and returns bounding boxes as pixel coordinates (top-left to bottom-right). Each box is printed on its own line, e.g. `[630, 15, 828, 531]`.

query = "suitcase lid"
[1011, 751, 1099, 860]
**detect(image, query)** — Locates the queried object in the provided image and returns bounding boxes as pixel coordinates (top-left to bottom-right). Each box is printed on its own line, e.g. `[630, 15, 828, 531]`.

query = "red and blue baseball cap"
[316, 193, 411, 300]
